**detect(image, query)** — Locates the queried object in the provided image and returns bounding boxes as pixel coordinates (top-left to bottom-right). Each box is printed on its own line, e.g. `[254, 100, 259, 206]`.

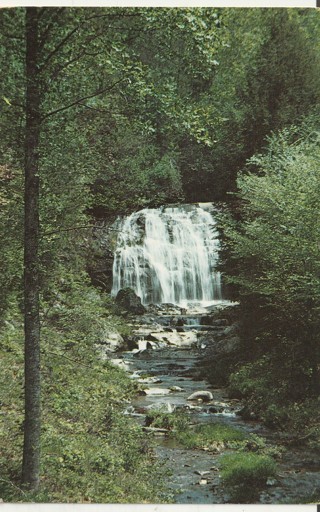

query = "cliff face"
[87, 217, 119, 292]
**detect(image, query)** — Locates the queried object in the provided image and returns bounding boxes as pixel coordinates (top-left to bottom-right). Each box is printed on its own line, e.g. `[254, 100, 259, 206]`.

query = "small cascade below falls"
[111, 204, 222, 307]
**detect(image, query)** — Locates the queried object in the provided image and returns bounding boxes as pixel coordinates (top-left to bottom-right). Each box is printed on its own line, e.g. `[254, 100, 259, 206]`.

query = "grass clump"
[145, 410, 190, 431]
[174, 422, 247, 451]
[220, 452, 277, 503]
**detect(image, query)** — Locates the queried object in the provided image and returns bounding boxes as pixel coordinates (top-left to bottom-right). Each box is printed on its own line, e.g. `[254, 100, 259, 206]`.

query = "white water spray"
[111, 204, 222, 306]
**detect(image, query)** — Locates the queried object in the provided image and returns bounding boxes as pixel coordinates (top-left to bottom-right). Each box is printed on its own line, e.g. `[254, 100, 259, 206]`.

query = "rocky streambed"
[108, 303, 320, 504]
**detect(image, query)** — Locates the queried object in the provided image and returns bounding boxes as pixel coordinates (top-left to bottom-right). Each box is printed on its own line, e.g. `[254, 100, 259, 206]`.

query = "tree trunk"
[22, 7, 41, 490]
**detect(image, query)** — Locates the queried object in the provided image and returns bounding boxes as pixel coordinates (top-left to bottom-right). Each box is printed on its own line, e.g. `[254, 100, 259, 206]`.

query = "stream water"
[111, 306, 320, 504]
[110, 204, 320, 503]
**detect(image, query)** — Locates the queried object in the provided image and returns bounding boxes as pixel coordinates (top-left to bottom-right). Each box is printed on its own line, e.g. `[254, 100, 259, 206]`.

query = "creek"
[111, 305, 320, 504]
[109, 204, 320, 503]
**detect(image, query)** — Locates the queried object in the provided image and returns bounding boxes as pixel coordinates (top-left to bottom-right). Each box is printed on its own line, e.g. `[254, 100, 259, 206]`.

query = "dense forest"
[0, 6, 319, 503]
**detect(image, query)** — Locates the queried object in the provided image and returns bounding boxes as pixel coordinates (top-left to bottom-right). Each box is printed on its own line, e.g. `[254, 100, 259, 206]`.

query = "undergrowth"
[229, 358, 320, 450]
[0, 279, 170, 503]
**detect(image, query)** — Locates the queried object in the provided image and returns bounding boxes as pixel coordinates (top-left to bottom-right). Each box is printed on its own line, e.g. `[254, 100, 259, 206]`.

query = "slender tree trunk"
[22, 7, 41, 490]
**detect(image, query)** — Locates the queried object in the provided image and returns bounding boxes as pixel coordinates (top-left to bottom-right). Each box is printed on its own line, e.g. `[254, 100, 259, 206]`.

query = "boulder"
[153, 303, 182, 315]
[98, 328, 125, 352]
[95, 326, 127, 352]
[170, 386, 184, 392]
[115, 288, 146, 315]
[221, 323, 239, 337]
[133, 314, 157, 325]
[110, 358, 131, 371]
[184, 404, 202, 411]
[123, 334, 138, 351]
[146, 304, 163, 314]
[187, 391, 213, 402]
[146, 402, 175, 413]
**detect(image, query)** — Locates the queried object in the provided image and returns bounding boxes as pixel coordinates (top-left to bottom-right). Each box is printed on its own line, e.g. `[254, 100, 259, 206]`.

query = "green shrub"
[145, 410, 190, 432]
[174, 422, 247, 450]
[229, 357, 273, 398]
[220, 452, 277, 503]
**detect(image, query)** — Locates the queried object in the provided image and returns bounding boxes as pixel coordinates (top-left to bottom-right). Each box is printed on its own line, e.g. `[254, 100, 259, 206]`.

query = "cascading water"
[111, 204, 222, 306]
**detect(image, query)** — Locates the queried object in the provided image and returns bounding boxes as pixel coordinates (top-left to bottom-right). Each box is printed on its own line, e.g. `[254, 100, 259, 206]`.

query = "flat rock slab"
[149, 331, 197, 347]
[143, 388, 172, 396]
[137, 376, 163, 384]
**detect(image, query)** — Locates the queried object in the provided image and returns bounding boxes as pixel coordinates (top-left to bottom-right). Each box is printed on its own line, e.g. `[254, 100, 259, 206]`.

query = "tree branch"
[49, 52, 87, 82]
[48, 31, 105, 81]
[39, 8, 66, 50]
[39, 10, 143, 72]
[39, 23, 81, 72]
[78, 102, 111, 114]
[43, 224, 93, 237]
[42, 77, 127, 120]
[43, 224, 118, 237]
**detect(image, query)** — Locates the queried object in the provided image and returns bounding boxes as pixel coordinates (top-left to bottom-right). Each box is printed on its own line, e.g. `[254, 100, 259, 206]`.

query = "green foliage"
[229, 357, 272, 399]
[0, 165, 23, 323]
[145, 410, 190, 432]
[220, 452, 277, 502]
[221, 114, 320, 443]
[1, 5, 320, 498]
[0, 278, 168, 503]
[145, 410, 253, 453]
[146, 410, 282, 459]
[197, 8, 320, 199]
[90, 134, 183, 215]
[174, 422, 247, 451]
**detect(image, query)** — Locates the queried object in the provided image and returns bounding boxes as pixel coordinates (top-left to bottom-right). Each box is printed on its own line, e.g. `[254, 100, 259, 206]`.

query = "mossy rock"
[115, 288, 146, 315]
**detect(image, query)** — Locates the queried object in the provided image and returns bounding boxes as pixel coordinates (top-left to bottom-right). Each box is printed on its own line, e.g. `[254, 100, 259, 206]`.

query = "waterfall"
[111, 204, 222, 307]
